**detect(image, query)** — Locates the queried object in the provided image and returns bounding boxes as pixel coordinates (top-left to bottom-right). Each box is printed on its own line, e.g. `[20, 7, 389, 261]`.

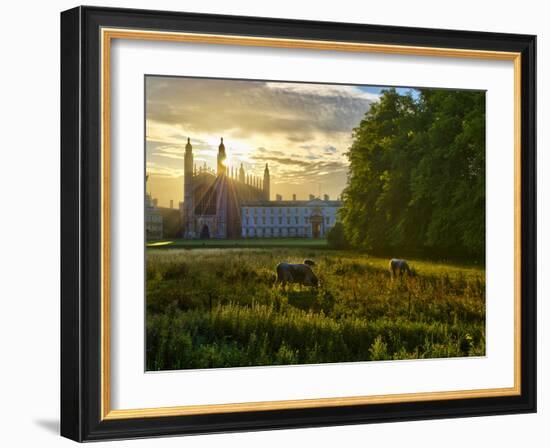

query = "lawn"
[147, 238, 330, 249]
[146, 247, 485, 371]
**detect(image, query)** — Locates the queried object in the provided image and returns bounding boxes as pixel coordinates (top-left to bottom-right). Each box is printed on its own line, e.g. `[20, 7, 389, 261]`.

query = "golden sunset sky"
[145, 76, 414, 208]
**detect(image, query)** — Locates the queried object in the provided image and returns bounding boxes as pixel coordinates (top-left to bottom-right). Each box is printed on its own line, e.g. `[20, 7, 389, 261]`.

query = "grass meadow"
[146, 241, 485, 371]
[146, 238, 329, 249]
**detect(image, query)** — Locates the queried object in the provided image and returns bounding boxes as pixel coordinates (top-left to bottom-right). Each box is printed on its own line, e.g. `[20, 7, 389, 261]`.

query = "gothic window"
[194, 184, 216, 215]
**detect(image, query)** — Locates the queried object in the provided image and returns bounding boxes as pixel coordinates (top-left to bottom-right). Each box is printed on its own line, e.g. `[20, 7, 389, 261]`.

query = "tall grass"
[146, 248, 485, 370]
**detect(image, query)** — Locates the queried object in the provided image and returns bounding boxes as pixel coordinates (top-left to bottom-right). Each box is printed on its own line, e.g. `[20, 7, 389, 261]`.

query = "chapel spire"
[217, 137, 227, 175]
[263, 163, 270, 201]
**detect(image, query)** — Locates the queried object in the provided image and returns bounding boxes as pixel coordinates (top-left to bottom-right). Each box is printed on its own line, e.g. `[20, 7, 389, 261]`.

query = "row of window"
[243, 207, 337, 216]
[146, 223, 163, 234]
[244, 217, 332, 226]
[146, 215, 163, 223]
[243, 227, 314, 237]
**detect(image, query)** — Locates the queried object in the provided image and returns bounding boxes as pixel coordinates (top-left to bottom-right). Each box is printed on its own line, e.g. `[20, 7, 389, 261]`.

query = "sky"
[145, 76, 417, 207]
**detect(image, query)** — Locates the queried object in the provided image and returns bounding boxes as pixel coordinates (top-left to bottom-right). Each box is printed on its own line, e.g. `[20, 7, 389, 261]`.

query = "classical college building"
[181, 137, 341, 239]
[241, 199, 341, 238]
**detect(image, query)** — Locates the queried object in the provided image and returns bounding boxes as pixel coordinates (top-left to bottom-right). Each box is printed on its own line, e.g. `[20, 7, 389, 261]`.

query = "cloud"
[154, 152, 185, 160]
[257, 147, 285, 156]
[251, 154, 348, 180]
[145, 76, 380, 204]
[265, 82, 380, 102]
[252, 155, 312, 168]
[146, 161, 184, 178]
[151, 144, 186, 160]
[146, 77, 376, 144]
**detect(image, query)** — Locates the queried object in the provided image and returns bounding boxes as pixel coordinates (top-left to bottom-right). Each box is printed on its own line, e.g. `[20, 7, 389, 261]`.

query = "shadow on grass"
[286, 290, 318, 311]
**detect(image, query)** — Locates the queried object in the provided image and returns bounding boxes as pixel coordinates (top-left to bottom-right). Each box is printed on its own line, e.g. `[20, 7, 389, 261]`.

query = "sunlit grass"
[146, 247, 485, 370]
[147, 238, 329, 249]
[147, 241, 174, 247]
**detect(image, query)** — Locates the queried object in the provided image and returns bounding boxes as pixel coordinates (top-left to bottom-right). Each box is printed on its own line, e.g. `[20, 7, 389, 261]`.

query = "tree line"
[335, 88, 485, 261]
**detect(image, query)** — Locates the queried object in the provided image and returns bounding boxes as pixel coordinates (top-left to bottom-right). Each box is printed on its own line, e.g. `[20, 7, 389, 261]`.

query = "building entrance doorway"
[200, 224, 210, 239]
[310, 215, 323, 238]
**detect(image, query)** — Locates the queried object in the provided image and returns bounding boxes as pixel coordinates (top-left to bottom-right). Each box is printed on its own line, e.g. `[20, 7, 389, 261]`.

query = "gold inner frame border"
[100, 27, 522, 420]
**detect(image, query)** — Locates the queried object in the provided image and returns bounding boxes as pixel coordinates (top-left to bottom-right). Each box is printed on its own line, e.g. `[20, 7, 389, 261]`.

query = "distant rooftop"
[242, 199, 342, 207]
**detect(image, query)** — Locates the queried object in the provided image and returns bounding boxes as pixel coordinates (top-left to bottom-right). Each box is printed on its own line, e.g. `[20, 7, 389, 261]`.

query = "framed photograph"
[60, 6, 536, 441]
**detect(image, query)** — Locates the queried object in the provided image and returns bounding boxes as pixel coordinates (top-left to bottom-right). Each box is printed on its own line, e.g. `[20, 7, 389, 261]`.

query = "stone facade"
[145, 192, 163, 240]
[182, 138, 268, 239]
[241, 199, 341, 238]
[181, 137, 341, 239]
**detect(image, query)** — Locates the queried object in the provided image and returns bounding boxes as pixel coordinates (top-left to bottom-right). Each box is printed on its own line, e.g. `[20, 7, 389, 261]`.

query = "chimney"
[292, 194, 296, 201]
[323, 194, 329, 201]
[276, 194, 283, 201]
[309, 194, 315, 200]
[170, 199, 174, 209]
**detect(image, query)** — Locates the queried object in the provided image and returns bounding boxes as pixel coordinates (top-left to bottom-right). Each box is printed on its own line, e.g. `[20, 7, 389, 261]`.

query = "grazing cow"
[389, 258, 413, 278]
[275, 262, 319, 289]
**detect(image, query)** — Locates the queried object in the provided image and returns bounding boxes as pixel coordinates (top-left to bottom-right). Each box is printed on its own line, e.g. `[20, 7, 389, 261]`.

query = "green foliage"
[369, 336, 389, 361]
[147, 238, 328, 249]
[340, 88, 485, 260]
[146, 248, 485, 370]
[327, 222, 348, 249]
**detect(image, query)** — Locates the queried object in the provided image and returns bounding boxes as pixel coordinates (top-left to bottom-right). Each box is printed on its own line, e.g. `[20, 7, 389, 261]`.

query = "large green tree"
[340, 88, 485, 260]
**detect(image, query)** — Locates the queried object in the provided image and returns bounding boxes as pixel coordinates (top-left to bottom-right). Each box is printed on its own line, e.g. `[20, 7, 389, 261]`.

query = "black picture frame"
[61, 5, 536, 442]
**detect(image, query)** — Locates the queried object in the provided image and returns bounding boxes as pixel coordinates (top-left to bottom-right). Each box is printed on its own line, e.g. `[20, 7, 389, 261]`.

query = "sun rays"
[145, 76, 381, 207]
